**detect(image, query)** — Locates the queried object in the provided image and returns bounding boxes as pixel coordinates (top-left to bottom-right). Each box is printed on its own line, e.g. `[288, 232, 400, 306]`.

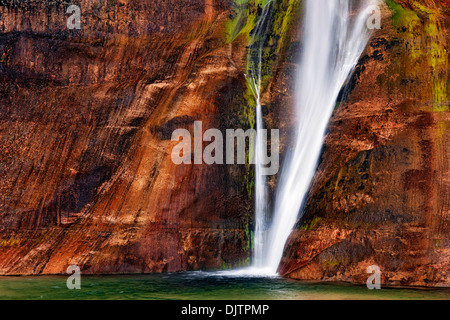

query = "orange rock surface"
[0, 0, 252, 274]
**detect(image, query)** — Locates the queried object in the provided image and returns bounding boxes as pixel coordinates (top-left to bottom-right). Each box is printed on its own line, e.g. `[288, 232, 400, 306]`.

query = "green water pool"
[0, 272, 448, 300]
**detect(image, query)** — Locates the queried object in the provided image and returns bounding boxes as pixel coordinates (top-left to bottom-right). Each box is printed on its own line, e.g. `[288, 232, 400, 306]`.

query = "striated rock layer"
[279, 0, 449, 287]
[0, 0, 255, 274]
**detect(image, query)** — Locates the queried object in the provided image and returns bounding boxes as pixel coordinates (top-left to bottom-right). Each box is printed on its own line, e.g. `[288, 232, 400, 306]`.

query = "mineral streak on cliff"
[0, 0, 258, 274]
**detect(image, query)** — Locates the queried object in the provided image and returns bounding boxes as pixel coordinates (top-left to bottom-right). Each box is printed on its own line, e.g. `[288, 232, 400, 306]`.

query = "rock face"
[0, 0, 254, 274]
[279, 0, 449, 287]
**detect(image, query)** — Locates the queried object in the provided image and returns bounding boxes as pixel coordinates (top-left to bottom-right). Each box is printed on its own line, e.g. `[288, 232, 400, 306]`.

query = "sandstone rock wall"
[0, 0, 253, 274]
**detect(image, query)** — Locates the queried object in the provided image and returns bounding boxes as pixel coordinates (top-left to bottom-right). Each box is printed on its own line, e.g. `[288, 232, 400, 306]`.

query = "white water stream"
[250, 0, 377, 275]
[245, 0, 274, 271]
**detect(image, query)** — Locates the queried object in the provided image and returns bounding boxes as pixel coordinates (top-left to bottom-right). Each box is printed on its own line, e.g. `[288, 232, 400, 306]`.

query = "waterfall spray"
[258, 0, 377, 274]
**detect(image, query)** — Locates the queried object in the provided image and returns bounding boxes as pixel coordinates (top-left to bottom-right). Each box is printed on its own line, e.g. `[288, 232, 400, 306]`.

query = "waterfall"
[245, 0, 274, 271]
[257, 0, 377, 274]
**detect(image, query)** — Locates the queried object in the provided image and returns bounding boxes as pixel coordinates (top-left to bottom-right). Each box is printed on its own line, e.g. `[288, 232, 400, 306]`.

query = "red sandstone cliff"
[0, 0, 253, 274]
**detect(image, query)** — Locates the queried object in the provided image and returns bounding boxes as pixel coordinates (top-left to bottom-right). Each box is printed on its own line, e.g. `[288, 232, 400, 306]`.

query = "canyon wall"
[0, 0, 258, 274]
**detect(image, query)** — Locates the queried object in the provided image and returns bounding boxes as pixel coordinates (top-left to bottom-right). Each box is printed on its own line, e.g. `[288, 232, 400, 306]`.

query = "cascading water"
[245, 0, 274, 271]
[256, 0, 378, 274]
